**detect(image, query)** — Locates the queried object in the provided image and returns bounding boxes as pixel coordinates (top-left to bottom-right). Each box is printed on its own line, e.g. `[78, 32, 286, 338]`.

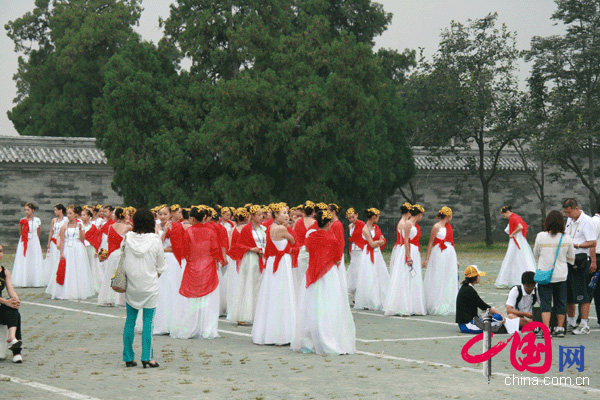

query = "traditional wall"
[0, 136, 122, 250]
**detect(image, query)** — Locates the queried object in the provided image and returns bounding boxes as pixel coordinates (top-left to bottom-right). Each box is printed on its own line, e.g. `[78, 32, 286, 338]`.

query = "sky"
[0, 0, 565, 137]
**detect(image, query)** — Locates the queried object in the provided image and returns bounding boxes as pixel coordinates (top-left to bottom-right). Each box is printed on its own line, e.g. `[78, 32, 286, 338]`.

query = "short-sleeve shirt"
[506, 285, 537, 313]
[593, 214, 600, 253]
[566, 212, 596, 255]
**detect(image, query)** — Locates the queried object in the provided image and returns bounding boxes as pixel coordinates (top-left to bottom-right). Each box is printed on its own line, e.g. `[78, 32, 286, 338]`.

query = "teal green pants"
[123, 303, 155, 362]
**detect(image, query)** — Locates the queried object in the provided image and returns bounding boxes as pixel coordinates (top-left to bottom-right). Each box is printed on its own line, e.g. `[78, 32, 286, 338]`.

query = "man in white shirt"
[506, 271, 537, 328]
[563, 198, 597, 335]
[592, 206, 600, 325]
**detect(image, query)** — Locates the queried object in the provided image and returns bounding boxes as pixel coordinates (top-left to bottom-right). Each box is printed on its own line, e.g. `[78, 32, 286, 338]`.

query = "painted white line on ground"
[0, 373, 101, 400]
[22, 301, 125, 319]
[218, 329, 253, 338]
[352, 311, 456, 326]
[356, 335, 467, 343]
[356, 351, 600, 393]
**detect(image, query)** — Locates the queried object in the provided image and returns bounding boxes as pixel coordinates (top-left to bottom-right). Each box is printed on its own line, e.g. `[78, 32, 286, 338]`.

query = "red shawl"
[229, 223, 265, 272]
[329, 220, 345, 264]
[107, 226, 124, 258]
[20, 218, 29, 256]
[101, 219, 115, 235]
[305, 229, 340, 287]
[365, 224, 386, 263]
[264, 226, 296, 273]
[409, 223, 421, 250]
[262, 218, 274, 229]
[169, 222, 185, 265]
[84, 224, 101, 252]
[180, 223, 221, 298]
[350, 220, 367, 250]
[294, 218, 310, 247]
[433, 223, 454, 251]
[227, 227, 242, 269]
[216, 222, 229, 251]
[509, 213, 528, 250]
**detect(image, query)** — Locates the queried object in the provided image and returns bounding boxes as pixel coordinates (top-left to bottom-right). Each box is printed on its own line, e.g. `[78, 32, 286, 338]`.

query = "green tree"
[421, 13, 522, 245]
[526, 0, 600, 211]
[5, 0, 141, 137]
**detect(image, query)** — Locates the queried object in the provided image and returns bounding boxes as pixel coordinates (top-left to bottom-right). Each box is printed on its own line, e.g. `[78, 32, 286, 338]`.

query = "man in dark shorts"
[563, 199, 597, 335]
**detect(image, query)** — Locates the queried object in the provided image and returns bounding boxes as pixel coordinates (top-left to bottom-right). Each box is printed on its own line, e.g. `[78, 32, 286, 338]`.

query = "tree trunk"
[589, 137, 596, 212]
[539, 159, 547, 227]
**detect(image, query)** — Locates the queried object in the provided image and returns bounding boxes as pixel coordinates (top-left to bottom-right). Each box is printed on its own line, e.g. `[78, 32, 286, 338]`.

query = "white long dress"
[229, 227, 265, 324]
[495, 229, 536, 288]
[170, 287, 220, 340]
[354, 228, 390, 311]
[81, 222, 101, 293]
[222, 222, 238, 319]
[153, 235, 184, 334]
[12, 217, 45, 287]
[346, 224, 362, 298]
[44, 217, 68, 285]
[252, 239, 296, 345]
[292, 264, 356, 355]
[46, 225, 95, 300]
[97, 229, 126, 306]
[423, 227, 458, 315]
[384, 226, 426, 316]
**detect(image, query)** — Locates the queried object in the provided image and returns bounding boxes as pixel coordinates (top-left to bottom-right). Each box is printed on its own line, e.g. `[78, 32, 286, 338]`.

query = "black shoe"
[125, 361, 137, 367]
[142, 360, 159, 368]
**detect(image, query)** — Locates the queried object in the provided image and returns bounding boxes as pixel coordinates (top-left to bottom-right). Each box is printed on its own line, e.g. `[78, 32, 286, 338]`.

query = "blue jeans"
[123, 303, 155, 362]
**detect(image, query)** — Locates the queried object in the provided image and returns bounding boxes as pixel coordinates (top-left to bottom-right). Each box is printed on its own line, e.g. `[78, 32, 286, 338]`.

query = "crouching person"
[506, 271, 538, 329]
[456, 265, 504, 333]
[0, 243, 23, 363]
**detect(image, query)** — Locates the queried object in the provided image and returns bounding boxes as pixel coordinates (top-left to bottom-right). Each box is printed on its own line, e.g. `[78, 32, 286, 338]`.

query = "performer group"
[8, 200, 540, 357]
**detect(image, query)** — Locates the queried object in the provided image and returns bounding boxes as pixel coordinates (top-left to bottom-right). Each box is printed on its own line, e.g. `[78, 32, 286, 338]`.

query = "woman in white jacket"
[122, 208, 166, 368]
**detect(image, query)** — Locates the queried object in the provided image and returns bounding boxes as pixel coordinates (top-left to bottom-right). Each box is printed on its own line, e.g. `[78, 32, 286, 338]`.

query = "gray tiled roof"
[0, 136, 107, 165]
[412, 148, 537, 171]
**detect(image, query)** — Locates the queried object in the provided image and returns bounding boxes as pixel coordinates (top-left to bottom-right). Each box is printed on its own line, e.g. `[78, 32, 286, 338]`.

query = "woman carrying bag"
[119, 208, 166, 368]
[533, 210, 575, 338]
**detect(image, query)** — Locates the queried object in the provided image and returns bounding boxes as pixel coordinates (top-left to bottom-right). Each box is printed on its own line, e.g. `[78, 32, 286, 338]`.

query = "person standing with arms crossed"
[562, 198, 597, 335]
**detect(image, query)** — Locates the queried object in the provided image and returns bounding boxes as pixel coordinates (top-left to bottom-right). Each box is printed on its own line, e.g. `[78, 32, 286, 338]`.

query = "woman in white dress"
[44, 204, 68, 285]
[154, 205, 185, 334]
[12, 202, 45, 287]
[495, 206, 536, 288]
[170, 206, 224, 339]
[229, 206, 265, 324]
[252, 204, 297, 345]
[46, 206, 94, 300]
[294, 201, 316, 299]
[328, 204, 348, 294]
[345, 208, 364, 302]
[354, 208, 389, 311]
[388, 202, 412, 279]
[423, 206, 458, 315]
[97, 208, 130, 306]
[218, 206, 238, 319]
[292, 210, 356, 355]
[80, 208, 102, 292]
[384, 204, 426, 316]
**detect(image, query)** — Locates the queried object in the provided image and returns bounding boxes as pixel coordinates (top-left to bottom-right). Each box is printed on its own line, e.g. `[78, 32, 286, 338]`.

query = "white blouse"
[533, 232, 575, 283]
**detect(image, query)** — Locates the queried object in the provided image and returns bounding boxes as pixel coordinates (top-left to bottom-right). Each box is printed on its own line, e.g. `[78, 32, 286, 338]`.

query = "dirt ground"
[1, 250, 598, 399]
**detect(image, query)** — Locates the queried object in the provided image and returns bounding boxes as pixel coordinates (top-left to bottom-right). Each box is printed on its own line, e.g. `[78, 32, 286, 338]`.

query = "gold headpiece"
[158, 204, 169, 212]
[321, 210, 333, 220]
[221, 206, 232, 214]
[304, 200, 315, 208]
[170, 204, 181, 212]
[346, 208, 356, 218]
[315, 202, 328, 210]
[412, 204, 425, 213]
[367, 208, 380, 216]
[249, 205, 261, 214]
[438, 206, 452, 217]
[402, 202, 412, 210]
[236, 208, 249, 218]
[271, 203, 287, 213]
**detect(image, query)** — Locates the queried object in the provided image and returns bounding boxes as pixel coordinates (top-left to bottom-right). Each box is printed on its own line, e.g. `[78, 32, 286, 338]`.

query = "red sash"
[433, 223, 454, 251]
[84, 224, 101, 251]
[330, 220, 345, 264]
[107, 226, 124, 258]
[56, 257, 66, 285]
[264, 226, 295, 273]
[409, 223, 421, 250]
[167, 222, 185, 265]
[305, 229, 339, 287]
[294, 218, 309, 247]
[350, 220, 367, 250]
[365, 225, 386, 263]
[509, 213, 528, 250]
[229, 223, 265, 272]
[20, 218, 29, 256]
[262, 218, 274, 229]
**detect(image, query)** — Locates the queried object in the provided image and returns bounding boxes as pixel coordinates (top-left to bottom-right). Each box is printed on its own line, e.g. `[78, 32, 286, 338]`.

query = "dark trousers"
[0, 303, 22, 355]
[594, 254, 600, 324]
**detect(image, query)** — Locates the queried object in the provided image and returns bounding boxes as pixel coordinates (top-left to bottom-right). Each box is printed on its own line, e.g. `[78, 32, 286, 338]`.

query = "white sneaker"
[12, 354, 23, 363]
[572, 324, 590, 335]
[566, 324, 577, 333]
[8, 339, 22, 351]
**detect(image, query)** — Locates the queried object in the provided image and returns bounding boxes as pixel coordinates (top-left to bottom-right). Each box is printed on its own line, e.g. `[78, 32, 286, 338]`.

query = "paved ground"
[1, 249, 598, 399]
